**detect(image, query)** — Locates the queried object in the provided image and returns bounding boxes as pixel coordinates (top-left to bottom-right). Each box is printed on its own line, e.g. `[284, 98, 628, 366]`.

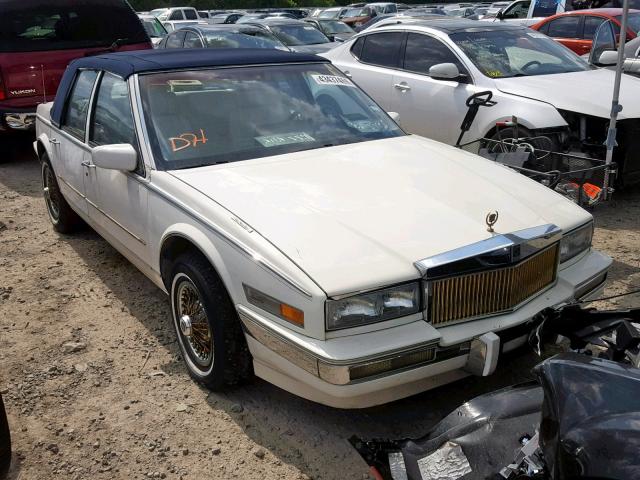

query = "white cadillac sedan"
[35, 49, 611, 408]
[322, 18, 640, 185]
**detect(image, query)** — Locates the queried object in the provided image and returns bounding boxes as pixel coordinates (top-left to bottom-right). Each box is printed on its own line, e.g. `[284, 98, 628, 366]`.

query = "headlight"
[560, 222, 593, 263]
[326, 282, 421, 331]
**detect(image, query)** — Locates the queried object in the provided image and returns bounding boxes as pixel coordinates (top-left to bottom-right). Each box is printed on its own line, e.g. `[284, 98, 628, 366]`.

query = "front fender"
[36, 133, 53, 163]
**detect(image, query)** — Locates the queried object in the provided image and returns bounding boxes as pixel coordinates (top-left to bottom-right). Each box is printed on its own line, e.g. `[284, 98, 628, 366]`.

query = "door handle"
[81, 161, 96, 169]
[49, 138, 60, 145]
[394, 83, 411, 92]
[343, 70, 352, 78]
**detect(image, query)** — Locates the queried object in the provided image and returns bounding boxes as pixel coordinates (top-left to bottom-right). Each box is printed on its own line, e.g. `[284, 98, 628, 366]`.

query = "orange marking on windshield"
[169, 129, 208, 152]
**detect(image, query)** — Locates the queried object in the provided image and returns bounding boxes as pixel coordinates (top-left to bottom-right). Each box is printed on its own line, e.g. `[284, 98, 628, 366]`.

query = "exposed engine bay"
[350, 305, 640, 480]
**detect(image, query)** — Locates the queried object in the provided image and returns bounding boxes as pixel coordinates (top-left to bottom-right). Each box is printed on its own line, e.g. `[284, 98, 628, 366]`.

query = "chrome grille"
[428, 244, 559, 326]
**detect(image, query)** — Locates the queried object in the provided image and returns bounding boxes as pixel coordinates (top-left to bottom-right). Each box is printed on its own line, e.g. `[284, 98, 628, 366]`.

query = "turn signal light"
[243, 284, 305, 327]
[280, 304, 304, 326]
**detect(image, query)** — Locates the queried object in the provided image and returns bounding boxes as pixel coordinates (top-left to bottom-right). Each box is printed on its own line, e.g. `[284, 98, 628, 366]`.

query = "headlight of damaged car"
[326, 282, 421, 331]
[560, 222, 593, 263]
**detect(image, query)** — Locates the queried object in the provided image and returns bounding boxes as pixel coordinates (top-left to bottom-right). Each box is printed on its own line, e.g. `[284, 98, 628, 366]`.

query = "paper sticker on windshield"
[311, 74, 355, 87]
[255, 132, 315, 148]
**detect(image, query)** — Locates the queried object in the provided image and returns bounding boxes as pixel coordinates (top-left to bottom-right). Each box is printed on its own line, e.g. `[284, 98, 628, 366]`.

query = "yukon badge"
[486, 210, 499, 233]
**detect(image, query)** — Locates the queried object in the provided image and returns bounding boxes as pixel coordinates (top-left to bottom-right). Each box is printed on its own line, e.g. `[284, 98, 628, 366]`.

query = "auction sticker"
[311, 74, 355, 87]
[255, 132, 315, 148]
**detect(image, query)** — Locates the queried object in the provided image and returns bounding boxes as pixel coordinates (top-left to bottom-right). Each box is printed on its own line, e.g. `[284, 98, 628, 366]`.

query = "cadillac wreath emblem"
[486, 210, 499, 233]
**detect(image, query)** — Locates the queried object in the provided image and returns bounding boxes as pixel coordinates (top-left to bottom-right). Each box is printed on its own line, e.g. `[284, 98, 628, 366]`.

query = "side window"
[503, 1, 530, 18]
[63, 70, 99, 141]
[546, 16, 580, 38]
[183, 32, 203, 48]
[351, 36, 365, 58]
[403, 33, 466, 75]
[583, 16, 606, 40]
[90, 72, 136, 147]
[168, 10, 183, 20]
[184, 9, 198, 20]
[358, 32, 405, 68]
[166, 31, 186, 48]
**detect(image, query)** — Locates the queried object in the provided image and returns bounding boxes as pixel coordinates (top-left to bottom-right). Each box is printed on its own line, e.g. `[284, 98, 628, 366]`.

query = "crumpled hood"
[171, 136, 591, 295]
[495, 69, 640, 119]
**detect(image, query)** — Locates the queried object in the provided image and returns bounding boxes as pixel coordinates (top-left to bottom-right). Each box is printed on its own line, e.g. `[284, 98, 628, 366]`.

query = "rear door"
[55, 69, 99, 217]
[391, 32, 477, 144]
[545, 15, 584, 54]
[340, 32, 406, 112]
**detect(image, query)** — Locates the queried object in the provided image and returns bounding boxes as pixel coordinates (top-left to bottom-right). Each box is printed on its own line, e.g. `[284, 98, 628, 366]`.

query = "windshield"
[451, 29, 590, 78]
[616, 14, 640, 34]
[270, 24, 329, 46]
[345, 8, 367, 17]
[320, 20, 354, 34]
[139, 64, 403, 170]
[142, 18, 167, 38]
[319, 9, 340, 18]
[203, 30, 287, 49]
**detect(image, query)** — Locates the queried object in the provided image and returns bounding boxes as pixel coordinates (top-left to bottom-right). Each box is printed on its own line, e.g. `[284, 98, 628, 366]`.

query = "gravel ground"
[1, 138, 639, 480]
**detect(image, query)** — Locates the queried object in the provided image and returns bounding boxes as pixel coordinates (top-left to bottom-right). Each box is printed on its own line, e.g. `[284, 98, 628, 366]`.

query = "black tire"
[0, 393, 11, 477]
[41, 153, 83, 234]
[169, 251, 252, 390]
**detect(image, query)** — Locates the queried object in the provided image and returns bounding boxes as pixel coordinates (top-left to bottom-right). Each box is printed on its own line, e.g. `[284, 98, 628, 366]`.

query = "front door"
[55, 69, 99, 217]
[391, 32, 478, 145]
[85, 72, 149, 262]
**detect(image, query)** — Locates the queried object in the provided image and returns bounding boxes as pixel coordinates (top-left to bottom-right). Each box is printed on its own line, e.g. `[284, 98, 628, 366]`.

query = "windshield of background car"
[616, 13, 640, 34]
[203, 30, 288, 49]
[451, 29, 590, 78]
[345, 8, 367, 17]
[0, 0, 149, 52]
[319, 9, 340, 18]
[270, 24, 329, 45]
[321, 21, 354, 34]
[142, 19, 167, 38]
[139, 64, 404, 170]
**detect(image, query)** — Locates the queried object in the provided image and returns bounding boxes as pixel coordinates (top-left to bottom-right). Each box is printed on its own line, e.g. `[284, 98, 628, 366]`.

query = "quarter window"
[546, 16, 581, 38]
[403, 33, 465, 75]
[183, 31, 203, 48]
[358, 32, 404, 68]
[63, 70, 98, 140]
[90, 72, 136, 147]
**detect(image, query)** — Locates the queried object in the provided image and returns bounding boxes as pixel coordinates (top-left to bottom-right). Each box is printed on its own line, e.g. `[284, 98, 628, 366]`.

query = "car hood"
[170, 136, 591, 296]
[291, 42, 340, 53]
[495, 69, 640, 119]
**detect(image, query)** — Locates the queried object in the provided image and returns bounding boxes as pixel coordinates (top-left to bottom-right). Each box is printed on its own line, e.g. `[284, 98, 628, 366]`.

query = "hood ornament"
[486, 211, 499, 233]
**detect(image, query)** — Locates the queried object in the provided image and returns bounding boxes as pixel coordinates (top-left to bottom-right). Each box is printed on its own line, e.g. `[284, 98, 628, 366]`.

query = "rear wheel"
[169, 251, 252, 390]
[41, 154, 83, 233]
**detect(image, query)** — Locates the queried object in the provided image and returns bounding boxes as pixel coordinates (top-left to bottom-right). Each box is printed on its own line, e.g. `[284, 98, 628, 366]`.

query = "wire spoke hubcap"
[176, 280, 212, 368]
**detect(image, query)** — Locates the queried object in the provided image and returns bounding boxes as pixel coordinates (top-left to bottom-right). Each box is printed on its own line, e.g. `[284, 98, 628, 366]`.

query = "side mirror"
[597, 50, 618, 66]
[92, 144, 138, 172]
[387, 111, 400, 123]
[429, 62, 461, 80]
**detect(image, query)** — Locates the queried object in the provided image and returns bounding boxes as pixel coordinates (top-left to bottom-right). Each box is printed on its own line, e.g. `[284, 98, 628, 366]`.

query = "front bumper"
[238, 250, 611, 408]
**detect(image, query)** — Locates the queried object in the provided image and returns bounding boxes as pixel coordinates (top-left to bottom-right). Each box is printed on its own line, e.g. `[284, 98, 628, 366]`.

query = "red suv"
[0, 0, 151, 135]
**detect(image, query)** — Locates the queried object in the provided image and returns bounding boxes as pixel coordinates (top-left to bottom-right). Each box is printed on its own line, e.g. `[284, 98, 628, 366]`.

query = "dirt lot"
[1, 137, 639, 480]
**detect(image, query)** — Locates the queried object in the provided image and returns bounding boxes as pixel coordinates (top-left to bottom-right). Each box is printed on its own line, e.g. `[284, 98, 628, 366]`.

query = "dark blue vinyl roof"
[51, 48, 326, 126]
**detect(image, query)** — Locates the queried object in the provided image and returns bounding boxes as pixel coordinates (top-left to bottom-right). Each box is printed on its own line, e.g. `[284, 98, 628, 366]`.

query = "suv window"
[184, 9, 198, 20]
[503, 0, 530, 18]
[583, 16, 606, 40]
[357, 32, 404, 68]
[403, 33, 466, 75]
[183, 31, 203, 48]
[546, 16, 581, 38]
[0, 0, 149, 53]
[90, 72, 136, 147]
[169, 10, 184, 20]
[166, 30, 186, 48]
[63, 70, 99, 140]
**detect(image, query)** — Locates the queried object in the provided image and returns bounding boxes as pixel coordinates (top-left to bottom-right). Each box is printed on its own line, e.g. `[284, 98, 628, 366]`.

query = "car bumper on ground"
[1, 109, 36, 131]
[237, 249, 611, 408]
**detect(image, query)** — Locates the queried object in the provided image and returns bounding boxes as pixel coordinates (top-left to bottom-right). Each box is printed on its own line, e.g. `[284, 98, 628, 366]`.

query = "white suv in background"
[156, 6, 199, 22]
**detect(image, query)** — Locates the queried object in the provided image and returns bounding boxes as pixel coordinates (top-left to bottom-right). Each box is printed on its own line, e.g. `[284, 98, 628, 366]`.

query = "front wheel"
[170, 252, 252, 390]
[41, 156, 83, 233]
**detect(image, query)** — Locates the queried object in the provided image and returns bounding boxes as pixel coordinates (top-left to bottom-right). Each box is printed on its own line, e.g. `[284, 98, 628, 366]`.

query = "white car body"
[323, 19, 640, 146]
[35, 51, 611, 408]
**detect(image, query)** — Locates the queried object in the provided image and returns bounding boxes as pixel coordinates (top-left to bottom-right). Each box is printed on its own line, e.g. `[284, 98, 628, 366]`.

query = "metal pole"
[603, 0, 630, 200]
